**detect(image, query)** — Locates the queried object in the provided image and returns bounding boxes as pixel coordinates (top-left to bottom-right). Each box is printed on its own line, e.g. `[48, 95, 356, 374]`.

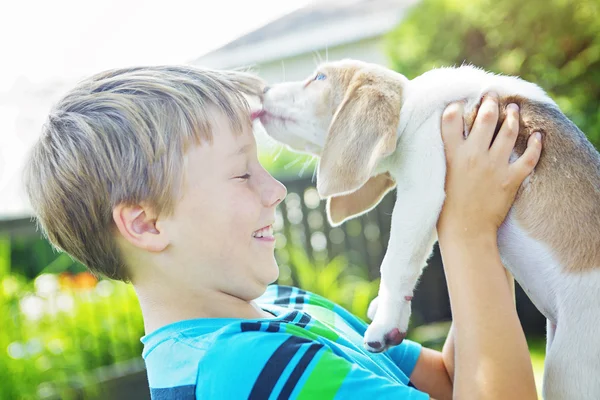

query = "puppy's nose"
[263, 86, 271, 94]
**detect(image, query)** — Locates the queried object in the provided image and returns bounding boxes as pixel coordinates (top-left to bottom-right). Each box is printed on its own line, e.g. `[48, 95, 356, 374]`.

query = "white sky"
[0, 0, 311, 88]
[0, 0, 312, 219]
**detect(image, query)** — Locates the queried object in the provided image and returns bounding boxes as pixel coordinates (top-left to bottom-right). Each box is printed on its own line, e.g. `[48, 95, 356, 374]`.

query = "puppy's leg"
[364, 181, 445, 353]
[543, 321, 600, 399]
[543, 283, 600, 399]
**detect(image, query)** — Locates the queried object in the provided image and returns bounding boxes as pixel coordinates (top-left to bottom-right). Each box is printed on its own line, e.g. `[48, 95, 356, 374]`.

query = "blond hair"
[24, 65, 265, 281]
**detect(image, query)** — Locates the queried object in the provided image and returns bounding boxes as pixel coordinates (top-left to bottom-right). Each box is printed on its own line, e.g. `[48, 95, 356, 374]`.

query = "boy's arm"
[433, 95, 540, 399]
[409, 252, 521, 400]
[409, 347, 452, 400]
[412, 268, 516, 392]
[437, 231, 536, 399]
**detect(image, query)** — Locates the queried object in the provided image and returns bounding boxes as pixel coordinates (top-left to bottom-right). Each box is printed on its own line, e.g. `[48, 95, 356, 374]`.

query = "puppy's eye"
[314, 73, 327, 81]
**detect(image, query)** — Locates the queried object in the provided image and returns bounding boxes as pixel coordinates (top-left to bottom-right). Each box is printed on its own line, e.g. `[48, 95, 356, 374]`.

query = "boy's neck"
[134, 282, 273, 334]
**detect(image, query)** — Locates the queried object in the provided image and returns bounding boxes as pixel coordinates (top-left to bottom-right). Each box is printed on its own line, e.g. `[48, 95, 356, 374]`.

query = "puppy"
[257, 59, 600, 399]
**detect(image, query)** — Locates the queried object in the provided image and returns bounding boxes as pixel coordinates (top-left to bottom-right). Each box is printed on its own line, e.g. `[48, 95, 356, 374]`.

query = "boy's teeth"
[253, 225, 273, 238]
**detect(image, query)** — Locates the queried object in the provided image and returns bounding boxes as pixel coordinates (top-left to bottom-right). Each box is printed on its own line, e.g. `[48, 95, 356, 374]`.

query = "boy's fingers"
[510, 132, 543, 183]
[469, 92, 499, 150]
[441, 102, 465, 157]
[491, 103, 520, 162]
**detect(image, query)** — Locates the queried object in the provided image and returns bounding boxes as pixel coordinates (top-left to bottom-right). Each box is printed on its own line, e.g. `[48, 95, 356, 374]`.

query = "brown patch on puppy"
[327, 172, 396, 226]
[465, 96, 600, 272]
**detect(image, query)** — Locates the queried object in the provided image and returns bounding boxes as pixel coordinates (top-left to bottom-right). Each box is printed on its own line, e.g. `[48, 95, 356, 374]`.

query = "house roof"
[192, 0, 417, 69]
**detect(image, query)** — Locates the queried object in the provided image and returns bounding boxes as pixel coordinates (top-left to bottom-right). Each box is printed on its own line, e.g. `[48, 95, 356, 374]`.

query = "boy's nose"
[265, 177, 287, 208]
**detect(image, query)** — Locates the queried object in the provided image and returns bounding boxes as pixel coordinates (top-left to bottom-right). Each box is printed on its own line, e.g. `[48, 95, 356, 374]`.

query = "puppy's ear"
[317, 69, 402, 198]
[326, 172, 396, 226]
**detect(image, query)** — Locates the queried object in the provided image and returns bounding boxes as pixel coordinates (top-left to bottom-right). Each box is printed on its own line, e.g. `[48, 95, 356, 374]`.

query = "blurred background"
[1, 0, 598, 398]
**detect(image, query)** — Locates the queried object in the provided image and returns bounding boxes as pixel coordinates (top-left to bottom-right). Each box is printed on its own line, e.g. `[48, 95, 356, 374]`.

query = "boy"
[25, 66, 539, 399]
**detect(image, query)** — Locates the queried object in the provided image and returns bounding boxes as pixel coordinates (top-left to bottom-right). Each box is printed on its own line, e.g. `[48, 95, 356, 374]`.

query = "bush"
[0, 269, 143, 399]
[386, 0, 600, 148]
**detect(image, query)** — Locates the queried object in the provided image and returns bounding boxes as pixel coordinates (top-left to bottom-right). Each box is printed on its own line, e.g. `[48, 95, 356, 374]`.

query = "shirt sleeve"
[386, 339, 423, 378]
[195, 331, 429, 400]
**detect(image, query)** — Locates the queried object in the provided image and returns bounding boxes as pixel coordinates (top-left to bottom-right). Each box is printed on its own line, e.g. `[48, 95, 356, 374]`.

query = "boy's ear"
[112, 204, 169, 252]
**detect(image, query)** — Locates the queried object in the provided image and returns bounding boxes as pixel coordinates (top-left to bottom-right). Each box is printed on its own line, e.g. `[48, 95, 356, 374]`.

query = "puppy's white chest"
[498, 214, 560, 322]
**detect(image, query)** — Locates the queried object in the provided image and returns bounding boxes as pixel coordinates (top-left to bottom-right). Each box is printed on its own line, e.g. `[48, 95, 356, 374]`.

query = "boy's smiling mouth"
[252, 224, 275, 241]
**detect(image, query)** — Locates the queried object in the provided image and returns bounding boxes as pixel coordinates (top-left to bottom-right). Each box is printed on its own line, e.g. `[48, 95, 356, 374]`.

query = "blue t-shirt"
[142, 285, 428, 399]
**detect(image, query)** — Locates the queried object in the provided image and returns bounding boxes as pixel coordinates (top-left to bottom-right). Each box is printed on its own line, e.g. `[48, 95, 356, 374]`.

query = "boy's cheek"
[229, 191, 262, 218]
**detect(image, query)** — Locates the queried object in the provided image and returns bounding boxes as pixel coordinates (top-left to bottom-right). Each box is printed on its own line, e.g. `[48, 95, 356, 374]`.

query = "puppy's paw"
[364, 325, 407, 353]
[367, 296, 379, 321]
[363, 296, 412, 353]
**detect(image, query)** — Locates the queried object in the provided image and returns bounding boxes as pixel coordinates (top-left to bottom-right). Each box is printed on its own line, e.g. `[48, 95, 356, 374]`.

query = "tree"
[386, 0, 600, 148]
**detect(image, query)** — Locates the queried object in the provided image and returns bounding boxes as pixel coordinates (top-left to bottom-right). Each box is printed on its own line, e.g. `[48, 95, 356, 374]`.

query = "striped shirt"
[142, 285, 428, 399]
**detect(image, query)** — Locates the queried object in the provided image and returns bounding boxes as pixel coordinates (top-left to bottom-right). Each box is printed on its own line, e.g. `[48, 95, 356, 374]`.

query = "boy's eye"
[236, 173, 251, 180]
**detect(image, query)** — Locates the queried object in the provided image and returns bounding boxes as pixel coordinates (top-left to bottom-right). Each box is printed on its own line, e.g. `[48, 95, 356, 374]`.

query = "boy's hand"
[437, 93, 543, 238]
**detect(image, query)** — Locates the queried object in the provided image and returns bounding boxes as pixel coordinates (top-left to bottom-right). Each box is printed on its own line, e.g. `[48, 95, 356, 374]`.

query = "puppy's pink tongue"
[251, 110, 265, 120]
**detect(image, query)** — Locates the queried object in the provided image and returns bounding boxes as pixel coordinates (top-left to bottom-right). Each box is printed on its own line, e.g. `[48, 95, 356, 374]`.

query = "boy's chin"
[258, 259, 280, 286]
[239, 267, 278, 301]
[265, 262, 280, 285]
